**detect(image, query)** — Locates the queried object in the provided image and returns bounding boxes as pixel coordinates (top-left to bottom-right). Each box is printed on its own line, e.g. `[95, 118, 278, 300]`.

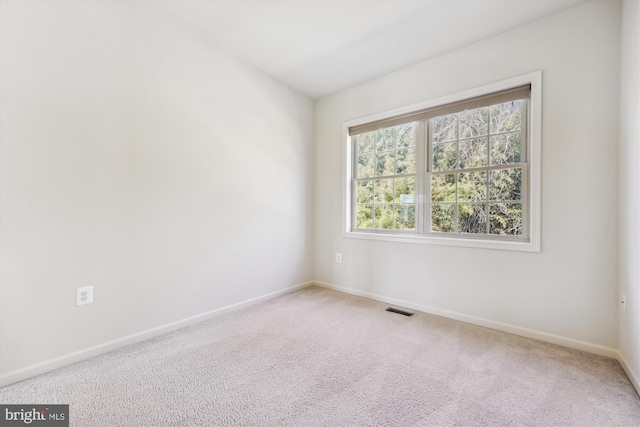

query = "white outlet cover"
[76, 286, 94, 306]
[336, 253, 342, 263]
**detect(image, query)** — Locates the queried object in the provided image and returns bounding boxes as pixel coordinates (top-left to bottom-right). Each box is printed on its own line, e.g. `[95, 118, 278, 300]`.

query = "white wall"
[619, 0, 640, 389]
[0, 1, 313, 384]
[314, 0, 621, 353]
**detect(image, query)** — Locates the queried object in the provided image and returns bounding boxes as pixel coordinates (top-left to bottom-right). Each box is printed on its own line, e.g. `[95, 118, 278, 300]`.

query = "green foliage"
[356, 205, 373, 229]
[458, 171, 487, 202]
[374, 179, 393, 203]
[374, 205, 393, 229]
[396, 123, 416, 148]
[431, 205, 454, 232]
[396, 149, 415, 174]
[430, 174, 455, 202]
[375, 152, 394, 176]
[458, 204, 486, 234]
[490, 203, 522, 235]
[356, 180, 373, 204]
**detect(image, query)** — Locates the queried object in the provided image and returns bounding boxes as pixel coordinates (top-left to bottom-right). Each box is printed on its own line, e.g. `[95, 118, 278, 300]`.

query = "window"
[344, 73, 541, 251]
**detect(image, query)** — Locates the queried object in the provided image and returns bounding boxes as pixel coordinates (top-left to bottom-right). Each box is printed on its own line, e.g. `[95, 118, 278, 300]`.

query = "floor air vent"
[385, 307, 414, 317]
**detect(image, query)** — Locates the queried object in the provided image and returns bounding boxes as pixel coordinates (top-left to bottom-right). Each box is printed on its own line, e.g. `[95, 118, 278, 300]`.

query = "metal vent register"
[385, 307, 414, 317]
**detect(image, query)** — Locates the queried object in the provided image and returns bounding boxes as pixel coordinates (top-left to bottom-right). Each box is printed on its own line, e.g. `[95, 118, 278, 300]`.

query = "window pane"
[431, 204, 455, 232]
[374, 205, 393, 229]
[489, 168, 522, 201]
[374, 179, 393, 203]
[376, 127, 395, 152]
[396, 123, 416, 148]
[395, 205, 415, 230]
[458, 171, 487, 202]
[458, 137, 488, 169]
[490, 132, 521, 165]
[459, 107, 489, 138]
[489, 203, 522, 235]
[396, 148, 416, 175]
[431, 174, 456, 202]
[459, 203, 487, 234]
[357, 155, 374, 178]
[394, 177, 415, 203]
[356, 180, 373, 204]
[433, 113, 457, 143]
[356, 205, 373, 229]
[433, 142, 457, 171]
[375, 152, 395, 176]
[357, 131, 375, 155]
[490, 100, 521, 134]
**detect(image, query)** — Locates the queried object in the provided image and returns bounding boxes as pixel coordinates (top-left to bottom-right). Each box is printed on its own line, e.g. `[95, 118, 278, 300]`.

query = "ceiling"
[141, 0, 585, 99]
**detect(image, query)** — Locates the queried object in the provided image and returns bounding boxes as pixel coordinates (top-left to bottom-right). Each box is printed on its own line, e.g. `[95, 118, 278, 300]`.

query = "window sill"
[343, 230, 540, 252]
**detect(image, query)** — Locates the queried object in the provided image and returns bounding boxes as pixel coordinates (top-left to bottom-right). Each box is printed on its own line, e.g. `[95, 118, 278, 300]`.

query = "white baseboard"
[4, 280, 629, 392]
[617, 350, 640, 396]
[0, 281, 313, 388]
[313, 280, 619, 359]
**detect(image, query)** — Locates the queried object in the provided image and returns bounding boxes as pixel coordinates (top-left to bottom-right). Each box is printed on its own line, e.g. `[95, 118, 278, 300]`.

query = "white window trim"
[342, 71, 542, 252]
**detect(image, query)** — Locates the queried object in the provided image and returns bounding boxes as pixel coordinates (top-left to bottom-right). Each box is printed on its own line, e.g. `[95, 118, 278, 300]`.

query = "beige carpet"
[1, 286, 639, 426]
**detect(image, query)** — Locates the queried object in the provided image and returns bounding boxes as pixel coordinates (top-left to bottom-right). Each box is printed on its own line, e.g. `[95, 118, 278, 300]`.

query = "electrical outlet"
[76, 286, 93, 306]
[336, 253, 342, 263]
[622, 294, 626, 312]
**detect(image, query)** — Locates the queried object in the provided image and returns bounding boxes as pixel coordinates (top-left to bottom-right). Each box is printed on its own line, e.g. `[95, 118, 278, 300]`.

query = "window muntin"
[349, 87, 529, 242]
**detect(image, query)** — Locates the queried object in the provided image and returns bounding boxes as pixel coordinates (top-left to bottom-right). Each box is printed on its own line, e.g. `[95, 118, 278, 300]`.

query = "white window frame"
[342, 71, 541, 252]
